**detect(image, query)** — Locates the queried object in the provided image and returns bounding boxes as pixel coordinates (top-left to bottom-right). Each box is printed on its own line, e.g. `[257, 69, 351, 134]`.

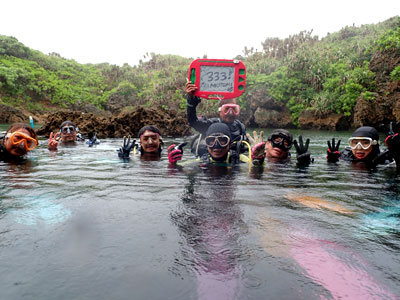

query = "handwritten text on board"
[199, 66, 235, 92]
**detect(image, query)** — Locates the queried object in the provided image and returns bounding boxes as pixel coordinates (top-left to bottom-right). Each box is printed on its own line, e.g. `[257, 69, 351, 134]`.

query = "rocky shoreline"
[1, 49, 399, 135]
[0, 105, 191, 138]
[241, 49, 400, 130]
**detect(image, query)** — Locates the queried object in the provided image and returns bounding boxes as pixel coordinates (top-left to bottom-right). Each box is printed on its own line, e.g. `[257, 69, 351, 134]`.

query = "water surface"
[1, 128, 399, 300]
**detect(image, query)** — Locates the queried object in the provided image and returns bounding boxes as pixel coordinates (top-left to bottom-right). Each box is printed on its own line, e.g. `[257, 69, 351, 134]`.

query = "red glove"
[168, 144, 183, 164]
[251, 142, 266, 160]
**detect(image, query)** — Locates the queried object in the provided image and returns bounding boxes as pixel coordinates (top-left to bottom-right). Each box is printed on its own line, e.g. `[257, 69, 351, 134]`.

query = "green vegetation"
[375, 26, 400, 51]
[0, 36, 191, 112]
[238, 17, 400, 125]
[1, 16, 400, 127]
[391, 65, 400, 81]
[0, 36, 107, 109]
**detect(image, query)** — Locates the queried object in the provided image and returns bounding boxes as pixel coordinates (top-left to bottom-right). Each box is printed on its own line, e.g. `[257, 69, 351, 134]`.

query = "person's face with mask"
[219, 99, 240, 123]
[349, 137, 375, 160]
[206, 133, 230, 160]
[4, 128, 38, 157]
[265, 133, 292, 159]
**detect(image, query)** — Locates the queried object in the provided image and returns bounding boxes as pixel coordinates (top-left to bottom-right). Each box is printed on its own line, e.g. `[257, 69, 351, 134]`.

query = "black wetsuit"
[0, 144, 13, 161]
[187, 96, 247, 142]
[0, 143, 28, 162]
[0, 144, 7, 160]
[187, 96, 247, 156]
[340, 146, 393, 165]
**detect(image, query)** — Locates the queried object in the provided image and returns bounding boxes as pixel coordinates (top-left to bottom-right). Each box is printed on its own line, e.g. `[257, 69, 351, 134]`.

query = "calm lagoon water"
[1, 127, 399, 300]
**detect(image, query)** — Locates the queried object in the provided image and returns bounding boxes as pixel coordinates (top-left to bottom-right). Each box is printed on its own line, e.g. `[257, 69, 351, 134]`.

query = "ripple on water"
[0, 136, 400, 299]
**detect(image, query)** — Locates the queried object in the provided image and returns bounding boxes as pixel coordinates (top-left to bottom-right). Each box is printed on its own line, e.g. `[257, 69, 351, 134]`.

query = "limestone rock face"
[253, 107, 293, 128]
[299, 110, 350, 130]
[242, 48, 400, 130]
[36, 106, 191, 138]
[0, 104, 28, 124]
[352, 49, 400, 128]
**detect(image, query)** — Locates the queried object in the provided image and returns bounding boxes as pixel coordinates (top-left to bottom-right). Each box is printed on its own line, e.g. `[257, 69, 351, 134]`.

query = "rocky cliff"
[34, 106, 191, 138]
[240, 49, 400, 130]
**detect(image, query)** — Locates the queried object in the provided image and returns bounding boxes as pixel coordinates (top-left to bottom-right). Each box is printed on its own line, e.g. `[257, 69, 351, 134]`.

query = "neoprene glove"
[117, 136, 137, 158]
[386, 133, 400, 151]
[88, 132, 98, 147]
[384, 122, 400, 164]
[168, 142, 187, 164]
[251, 142, 266, 160]
[294, 136, 312, 165]
[187, 95, 201, 108]
[327, 138, 341, 163]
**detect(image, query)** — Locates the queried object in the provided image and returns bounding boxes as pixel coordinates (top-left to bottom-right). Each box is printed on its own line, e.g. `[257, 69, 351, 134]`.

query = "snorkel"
[29, 116, 34, 129]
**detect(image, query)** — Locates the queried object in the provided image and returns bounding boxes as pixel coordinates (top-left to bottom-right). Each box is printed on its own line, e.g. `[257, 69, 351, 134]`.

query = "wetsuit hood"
[268, 129, 293, 143]
[351, 126, 379, 141]
[206, 123, 232, 139]
[60, 121, 77, 129]
[350, 126, 380, 162]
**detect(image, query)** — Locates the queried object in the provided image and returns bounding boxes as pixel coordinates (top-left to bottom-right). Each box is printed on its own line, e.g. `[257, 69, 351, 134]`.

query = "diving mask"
[348, 137, 377, 150]
[6, 131, 38, 151]
[61, 126, 76, 134]
[218, 104, 240, 117]
[205, 134, 231, 148]
[269, 134, 293, 151]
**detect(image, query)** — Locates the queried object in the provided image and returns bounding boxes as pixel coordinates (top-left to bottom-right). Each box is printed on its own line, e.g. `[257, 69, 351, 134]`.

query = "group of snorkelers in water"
[1, 81, 400, 170]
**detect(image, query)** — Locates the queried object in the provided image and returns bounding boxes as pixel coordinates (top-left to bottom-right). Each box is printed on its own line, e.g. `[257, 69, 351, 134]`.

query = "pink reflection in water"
[289, 234, 397, 300]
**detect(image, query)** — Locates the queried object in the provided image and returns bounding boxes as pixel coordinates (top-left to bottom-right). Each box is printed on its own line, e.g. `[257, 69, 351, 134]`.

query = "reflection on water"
[0, 131, 399, 300]
[12, 194, 71, 226]
[171, 169, 246, 299]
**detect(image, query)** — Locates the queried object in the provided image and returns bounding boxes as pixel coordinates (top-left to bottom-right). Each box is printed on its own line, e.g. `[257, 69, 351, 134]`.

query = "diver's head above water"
[2, 123, 38, 158]
[349, 126, 380, 161]
[205, 123, 232, 161]
[138, 125, 163, 155]
[218, 99, 240, 124]
[48, 120, 80, 150]
[59, 121, 78, 143]
[266, 129, 293, 160]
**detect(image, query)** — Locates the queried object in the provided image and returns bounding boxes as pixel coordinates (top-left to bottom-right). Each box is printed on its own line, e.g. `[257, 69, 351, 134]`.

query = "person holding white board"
[185, 81, 248, 157]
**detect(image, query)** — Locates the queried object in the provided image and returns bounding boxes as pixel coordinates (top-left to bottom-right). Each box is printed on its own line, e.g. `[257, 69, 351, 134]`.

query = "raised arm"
[186, 82, 212, 134]
[384, 122, 400, 166]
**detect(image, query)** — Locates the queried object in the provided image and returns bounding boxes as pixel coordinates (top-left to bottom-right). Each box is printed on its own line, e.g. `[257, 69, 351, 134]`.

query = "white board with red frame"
[188, 59, 246, 100]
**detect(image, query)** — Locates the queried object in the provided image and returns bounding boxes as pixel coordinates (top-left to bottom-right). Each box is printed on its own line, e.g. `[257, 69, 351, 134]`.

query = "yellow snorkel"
[242, 140, 252, 165]
[195, 134, 202, 156]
